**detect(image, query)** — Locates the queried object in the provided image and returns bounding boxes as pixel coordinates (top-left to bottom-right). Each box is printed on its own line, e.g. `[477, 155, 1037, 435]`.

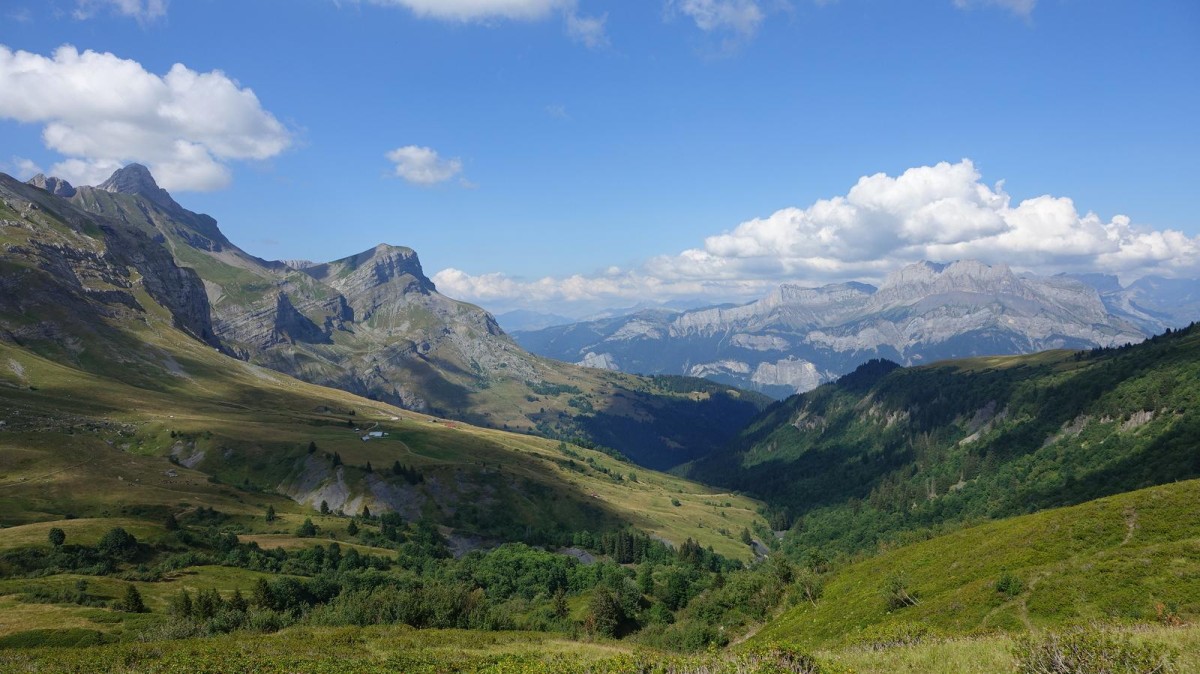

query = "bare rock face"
[578, 352, 619, 370]
[27, 174, 76, 198]
[97, 163, 181, 212]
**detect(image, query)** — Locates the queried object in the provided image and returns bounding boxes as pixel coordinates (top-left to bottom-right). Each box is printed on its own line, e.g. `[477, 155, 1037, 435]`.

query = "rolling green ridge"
[754, 477, 1200, 651]
[689, 323, 1200, 557]
[0, 334, 764, 559]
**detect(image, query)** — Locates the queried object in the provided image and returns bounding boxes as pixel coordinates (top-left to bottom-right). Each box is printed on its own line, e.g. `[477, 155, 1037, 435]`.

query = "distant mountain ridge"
[4, 166, 768, 470]
[514, 259, 1196, 398]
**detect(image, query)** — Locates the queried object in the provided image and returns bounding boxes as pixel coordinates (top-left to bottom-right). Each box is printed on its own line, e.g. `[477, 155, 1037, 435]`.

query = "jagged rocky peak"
[27, 174, 77, 198]
[873, 259, 1024, 305]
[96, 163, 182, 212]
[306, 243, 435, 295]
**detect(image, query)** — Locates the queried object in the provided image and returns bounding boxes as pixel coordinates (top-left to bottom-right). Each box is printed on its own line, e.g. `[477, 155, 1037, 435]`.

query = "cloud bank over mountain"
[0, 44, 291, 191]
[434, 159, 1200, 313]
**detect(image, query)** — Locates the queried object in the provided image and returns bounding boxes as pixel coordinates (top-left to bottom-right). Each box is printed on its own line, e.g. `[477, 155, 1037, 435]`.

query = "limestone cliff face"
[27, 174, 76, 198]
[102, 222, 221, 348]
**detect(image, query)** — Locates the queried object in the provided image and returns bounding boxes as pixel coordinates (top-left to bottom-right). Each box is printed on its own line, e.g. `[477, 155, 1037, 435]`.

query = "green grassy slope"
[689, 323, 1200, 556]
[0, 335, 764, 561]
[754, 477, 1200, 650]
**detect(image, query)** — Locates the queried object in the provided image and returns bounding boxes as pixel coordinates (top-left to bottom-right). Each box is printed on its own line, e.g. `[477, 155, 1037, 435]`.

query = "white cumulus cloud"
[952, 0, 1036, 17]
[362, 0, 607, 46]
[435, 159, 1200, 313]
[386, 146, 464, 185]
[0, 44, 291, 191]
[365, 0, 570, 21]
[74, 0, 168, 22]
[674, 0, 763, 36]
[566, 11, 609, 49]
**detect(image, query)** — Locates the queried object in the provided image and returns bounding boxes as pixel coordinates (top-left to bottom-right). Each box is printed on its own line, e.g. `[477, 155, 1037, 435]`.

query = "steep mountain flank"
[0, 173, 220, 371]
[0, 170, 767, 556]
[10, 167, 767, 469]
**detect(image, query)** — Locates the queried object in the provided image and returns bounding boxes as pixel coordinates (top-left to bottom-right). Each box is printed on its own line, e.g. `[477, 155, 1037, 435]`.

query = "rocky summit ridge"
[97, 163, 184, 212]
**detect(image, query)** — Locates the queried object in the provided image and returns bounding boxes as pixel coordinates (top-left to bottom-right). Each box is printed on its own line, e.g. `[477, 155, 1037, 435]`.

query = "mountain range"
[4, 166, 767, 469]
[514, 260, 1199, 398]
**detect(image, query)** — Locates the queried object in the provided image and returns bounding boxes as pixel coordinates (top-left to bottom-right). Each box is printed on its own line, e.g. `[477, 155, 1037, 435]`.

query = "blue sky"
[1, 0, 1197, 314]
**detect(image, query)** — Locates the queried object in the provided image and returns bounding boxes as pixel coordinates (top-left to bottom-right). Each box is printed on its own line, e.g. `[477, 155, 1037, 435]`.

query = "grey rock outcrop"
[97, 163, 182, 211]
[27, 174, 76, 198]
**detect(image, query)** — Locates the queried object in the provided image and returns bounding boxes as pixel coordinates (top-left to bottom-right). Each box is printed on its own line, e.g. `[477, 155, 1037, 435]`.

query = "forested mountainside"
[688, 323, 1200, 557]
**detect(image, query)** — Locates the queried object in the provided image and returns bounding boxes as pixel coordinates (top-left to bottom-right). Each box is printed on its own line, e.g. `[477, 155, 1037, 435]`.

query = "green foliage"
[169, 589, 193, 618]
[97, 527, 139, 561]
[297, 518, 318, 538]
[756, 478, 1200, 651]
[0, 625, 843, 672]
[586, 588, 623, 637]
[884, 574, 919, 610]
[1013, 628, 1176, 674]
[391, 462, 424, 484]
[692, 325, 1200, 558]
[120, 584, 148, 613]
[47, 527, 65, 547]
[0, 628, 116, 649]
[996, 570, 1024, 598]
[525, 380, 582, 397]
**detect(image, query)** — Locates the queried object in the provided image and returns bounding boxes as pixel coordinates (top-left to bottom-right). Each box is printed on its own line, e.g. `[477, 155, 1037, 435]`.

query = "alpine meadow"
[1, 2, 1198, 672]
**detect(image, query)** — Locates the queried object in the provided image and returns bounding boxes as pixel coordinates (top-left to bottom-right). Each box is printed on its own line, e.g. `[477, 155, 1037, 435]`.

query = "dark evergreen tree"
[120, 585, 147, 613]
[297, 518, 317, 538]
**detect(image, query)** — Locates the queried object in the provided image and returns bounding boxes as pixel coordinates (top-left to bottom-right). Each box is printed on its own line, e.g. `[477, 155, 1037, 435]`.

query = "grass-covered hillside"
[754, 477, 1200, 651]
[689, 322, 1200, 557]
[0, 335, 764, 560]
